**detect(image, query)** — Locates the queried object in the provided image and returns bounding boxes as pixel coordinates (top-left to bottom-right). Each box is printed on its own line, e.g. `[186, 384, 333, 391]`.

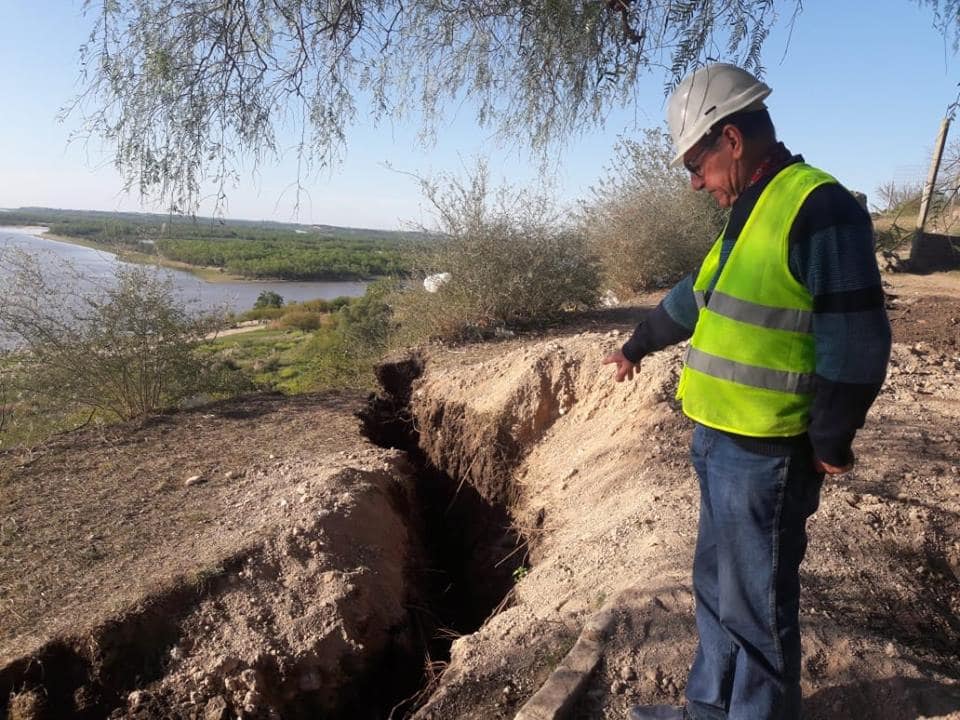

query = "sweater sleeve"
[621, 274, 698, 363]
[789, 184, 891, 466]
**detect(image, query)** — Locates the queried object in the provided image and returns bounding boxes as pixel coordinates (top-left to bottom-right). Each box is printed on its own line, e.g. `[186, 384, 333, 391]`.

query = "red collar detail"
[747, 143, 793, 187]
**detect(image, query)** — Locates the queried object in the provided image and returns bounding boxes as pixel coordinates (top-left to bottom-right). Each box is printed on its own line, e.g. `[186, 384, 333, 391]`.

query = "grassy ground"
[203, 327, 318, 394]
[0, 399, 106, 452]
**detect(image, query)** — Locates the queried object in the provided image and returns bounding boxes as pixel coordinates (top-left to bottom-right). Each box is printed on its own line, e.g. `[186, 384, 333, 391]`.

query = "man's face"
[683, 128, 740, 209]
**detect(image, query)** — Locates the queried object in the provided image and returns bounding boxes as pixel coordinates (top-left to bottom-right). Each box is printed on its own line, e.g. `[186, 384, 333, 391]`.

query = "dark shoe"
[627, 705, 686, 720]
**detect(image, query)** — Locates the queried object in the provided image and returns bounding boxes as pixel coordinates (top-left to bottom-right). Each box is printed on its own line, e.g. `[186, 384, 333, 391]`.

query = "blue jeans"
[685, 425, 823, 720]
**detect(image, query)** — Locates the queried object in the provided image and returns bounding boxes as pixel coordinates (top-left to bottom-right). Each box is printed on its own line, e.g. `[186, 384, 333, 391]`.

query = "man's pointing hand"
[602, 349, 639, 382]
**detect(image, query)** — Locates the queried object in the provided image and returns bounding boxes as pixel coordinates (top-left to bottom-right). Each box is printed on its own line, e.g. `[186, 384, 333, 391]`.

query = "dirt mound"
[0, 394, 428, 718]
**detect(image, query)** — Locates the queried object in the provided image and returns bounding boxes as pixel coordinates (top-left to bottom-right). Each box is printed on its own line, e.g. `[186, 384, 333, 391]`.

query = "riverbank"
[1, 225, 370, 323]
[36, 229, 250, 284]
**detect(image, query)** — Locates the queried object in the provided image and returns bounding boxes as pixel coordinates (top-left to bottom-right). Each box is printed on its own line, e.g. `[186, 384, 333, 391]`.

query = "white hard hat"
[666, 63, 772, 166]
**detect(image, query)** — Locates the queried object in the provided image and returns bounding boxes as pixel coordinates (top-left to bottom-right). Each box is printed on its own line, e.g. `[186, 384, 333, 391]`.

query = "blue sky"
[0, 1, 956, 229]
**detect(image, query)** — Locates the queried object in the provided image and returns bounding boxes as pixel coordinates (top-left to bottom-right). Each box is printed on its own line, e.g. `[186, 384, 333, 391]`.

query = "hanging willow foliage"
[65, 0, 954, 211]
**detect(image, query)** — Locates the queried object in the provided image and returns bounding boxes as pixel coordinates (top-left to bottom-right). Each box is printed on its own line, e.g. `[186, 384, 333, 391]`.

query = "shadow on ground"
[805, 677, 960, 720]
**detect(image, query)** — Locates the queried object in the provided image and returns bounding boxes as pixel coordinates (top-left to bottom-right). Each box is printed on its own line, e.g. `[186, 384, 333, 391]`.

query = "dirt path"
[207, 322, 268, 339]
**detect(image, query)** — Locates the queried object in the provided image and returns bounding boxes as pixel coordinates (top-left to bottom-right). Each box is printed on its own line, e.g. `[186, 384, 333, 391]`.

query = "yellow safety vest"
[676, 163, 836, 437]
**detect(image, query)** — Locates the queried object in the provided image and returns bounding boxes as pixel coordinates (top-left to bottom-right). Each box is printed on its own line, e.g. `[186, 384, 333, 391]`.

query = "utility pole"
[910, 111, 958, 272]
[915, 116, 951, 238]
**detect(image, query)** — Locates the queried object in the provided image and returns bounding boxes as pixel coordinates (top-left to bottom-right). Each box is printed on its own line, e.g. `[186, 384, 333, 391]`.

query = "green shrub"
[296, 298, 333, 313]
[295, 281, 396, 390]
[297, 329, 361, 390]
[280, 310, 324, 331]
[254, 290, 285, 309]
[581, 129, 725, 294]
[0, 250, 247, 441]
[336, 281, 395, 353]
[391, 165, 600, 342]
[295, 296, 352, 314]
[243, 306, 286, 321]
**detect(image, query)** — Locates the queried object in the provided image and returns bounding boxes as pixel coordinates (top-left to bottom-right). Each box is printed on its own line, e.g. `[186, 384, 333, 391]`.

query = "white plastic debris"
[423, 272, 451, 293]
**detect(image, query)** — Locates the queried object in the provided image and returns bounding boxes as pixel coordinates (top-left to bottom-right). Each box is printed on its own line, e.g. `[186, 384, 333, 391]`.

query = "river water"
[0, 226, 369, 313]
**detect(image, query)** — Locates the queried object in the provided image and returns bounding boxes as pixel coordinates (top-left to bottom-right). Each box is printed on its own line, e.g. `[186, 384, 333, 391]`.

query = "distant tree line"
[155, 237, 406, 280]
[3, 209, 417, 280]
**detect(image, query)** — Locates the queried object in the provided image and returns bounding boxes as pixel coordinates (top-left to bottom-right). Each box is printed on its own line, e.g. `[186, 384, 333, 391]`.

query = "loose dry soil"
[1, 270, 959, 720]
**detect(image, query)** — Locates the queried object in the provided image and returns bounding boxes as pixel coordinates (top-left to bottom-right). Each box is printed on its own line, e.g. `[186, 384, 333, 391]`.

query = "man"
[602, 64, 891, 720]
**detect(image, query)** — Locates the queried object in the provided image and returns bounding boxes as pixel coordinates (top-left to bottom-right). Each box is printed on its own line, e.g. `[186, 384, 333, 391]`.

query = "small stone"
[218, 656, 240, 674]
[240, 668, 259, 690]
[243, 690, 262, 712]
[185, 475, 204, 487]
[225, 470, 238, 480]
[620, 666, 637, 681]
[611, 680, 628, 694]
[204, 696, 229, 720]
[224, 677, 241, 692]
[884, 642, 897, 657]
[128, 690, 149, 708]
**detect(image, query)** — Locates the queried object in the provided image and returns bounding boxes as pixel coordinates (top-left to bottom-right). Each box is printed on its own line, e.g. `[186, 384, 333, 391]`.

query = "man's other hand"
[602, 349, 639, 382]
[813, 455, 856, 475]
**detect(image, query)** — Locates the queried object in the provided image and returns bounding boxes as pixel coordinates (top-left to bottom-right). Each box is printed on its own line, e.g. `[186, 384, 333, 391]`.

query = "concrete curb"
[513, 608, 618, 720]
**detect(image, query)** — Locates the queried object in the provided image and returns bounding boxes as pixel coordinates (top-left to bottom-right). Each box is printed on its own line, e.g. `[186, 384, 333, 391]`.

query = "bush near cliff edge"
[0, 250, 249, 448]
[582, 128, 725, 294]
[391, 164, 600, 342]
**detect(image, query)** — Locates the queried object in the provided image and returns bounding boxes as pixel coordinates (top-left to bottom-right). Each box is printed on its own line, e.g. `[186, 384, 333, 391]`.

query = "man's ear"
[722, 124, 745, 161]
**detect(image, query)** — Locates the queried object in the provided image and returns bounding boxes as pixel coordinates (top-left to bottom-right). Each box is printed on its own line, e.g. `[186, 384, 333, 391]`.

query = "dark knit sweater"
[621, 152, 891, 466]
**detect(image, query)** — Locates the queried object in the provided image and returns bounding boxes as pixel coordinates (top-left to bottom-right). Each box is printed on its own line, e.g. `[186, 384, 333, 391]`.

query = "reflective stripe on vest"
[707, 290, 813, 333]
[685, 346, 814, 394]
[677, 162, 837, 437]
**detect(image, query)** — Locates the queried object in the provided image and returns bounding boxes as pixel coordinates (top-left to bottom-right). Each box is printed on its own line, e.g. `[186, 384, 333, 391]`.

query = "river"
[0, 226, 369, 313]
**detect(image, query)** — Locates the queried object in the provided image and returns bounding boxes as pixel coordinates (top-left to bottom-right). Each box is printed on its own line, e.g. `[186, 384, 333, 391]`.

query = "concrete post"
[912, 116, 951, 262]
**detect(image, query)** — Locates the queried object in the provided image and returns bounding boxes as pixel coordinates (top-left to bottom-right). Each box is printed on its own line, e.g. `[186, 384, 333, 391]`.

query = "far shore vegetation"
[1, 207, 422, 282]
